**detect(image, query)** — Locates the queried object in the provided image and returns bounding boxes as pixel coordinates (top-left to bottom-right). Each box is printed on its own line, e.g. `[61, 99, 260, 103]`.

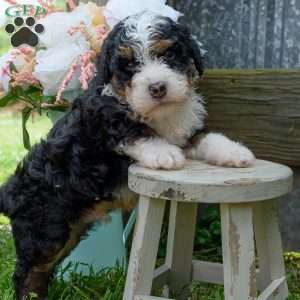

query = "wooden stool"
[123, 160, 293, 300]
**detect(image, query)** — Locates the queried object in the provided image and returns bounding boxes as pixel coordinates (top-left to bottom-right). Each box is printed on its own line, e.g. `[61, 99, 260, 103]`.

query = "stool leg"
[253, 200, 289, 299]
[123, 196, 166, 300]
[166, 202, 198, 299]
[220, 203, 257, 300]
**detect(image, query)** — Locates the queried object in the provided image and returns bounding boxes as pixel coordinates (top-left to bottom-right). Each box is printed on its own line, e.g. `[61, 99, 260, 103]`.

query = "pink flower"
[56, 51, 96, 102]
[11, 71, 40, 88]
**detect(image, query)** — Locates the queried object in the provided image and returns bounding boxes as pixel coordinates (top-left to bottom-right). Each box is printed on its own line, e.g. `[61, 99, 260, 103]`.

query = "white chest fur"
[146, 92, 206, 146]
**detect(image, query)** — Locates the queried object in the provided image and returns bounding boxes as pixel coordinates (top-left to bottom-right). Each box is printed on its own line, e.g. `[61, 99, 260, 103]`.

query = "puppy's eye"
[127, 62, 134, 68]
[119, 58, 136, 72]
[164, 50, 176, 60]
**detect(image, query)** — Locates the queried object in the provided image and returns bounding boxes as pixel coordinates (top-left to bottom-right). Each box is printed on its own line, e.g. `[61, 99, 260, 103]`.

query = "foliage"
[194, 204, 222, 262]
[0, 31, 10, 56]
[0, 112, 51, 184]
[1, 85, 68, 149]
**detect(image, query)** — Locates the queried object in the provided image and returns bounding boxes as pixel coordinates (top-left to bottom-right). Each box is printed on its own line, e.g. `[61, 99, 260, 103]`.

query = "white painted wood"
[166, 201, 197, 299]
[254, 200, 289, 299]
[128, 160, 293, 203]
[192, 260, 224, 285]
[257, 278, 287, 300]
[152, 265, 170, 290]
[191, 260, 271, 290]
[134, 296, 174, 300]
[221, 203, 257, 300]
[123, 196, 166, 300]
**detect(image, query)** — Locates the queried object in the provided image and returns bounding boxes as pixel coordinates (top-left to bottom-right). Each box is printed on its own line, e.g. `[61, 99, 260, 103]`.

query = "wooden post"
[221, 203, 257, 300]
[253, 200, 289, 299]
[123, 196, 166, 300]
[166, 202, 198, 299]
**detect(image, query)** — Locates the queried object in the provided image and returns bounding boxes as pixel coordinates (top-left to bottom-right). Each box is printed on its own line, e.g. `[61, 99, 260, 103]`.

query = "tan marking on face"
[119, 46, 134, 60]
[150, 39, 174, 53]
[112, 74, 127, 97]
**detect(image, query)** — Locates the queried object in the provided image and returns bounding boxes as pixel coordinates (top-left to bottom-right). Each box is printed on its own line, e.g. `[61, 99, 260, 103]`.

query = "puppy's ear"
[187, 36, 205, 78]
[95, 37, 113, 87]
[175, 22, 205, 77]
[95, 23, 123, 87]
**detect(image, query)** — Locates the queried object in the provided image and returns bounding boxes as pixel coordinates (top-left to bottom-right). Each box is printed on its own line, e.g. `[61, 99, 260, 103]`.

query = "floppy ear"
[95, 36, 113, 87]
[95, 23, 124, 87]
[175, 22, 205, 77]
[188, 36, 205, 78]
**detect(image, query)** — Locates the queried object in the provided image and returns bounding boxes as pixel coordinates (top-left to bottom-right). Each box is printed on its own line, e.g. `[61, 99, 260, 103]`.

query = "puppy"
[0, 11, 255, 300]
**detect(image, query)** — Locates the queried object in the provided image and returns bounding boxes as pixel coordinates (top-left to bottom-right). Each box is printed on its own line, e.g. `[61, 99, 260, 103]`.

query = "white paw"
[210, 144, 255, 167]
[196, 133, 256, 168]
[137, 139, 186, 170]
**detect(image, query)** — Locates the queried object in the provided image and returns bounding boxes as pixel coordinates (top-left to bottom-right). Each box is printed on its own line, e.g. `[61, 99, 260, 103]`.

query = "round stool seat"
[129, 159, 293, 203]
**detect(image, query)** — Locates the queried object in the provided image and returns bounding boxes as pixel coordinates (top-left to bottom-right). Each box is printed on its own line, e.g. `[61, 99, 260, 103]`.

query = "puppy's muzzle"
[148, 81, 167, 99]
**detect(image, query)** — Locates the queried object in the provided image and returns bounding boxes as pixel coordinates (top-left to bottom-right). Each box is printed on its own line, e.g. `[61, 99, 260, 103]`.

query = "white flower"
[104, 0, 182, 28]
[33, 39, 90, 96]
[38, 9, 92, 49]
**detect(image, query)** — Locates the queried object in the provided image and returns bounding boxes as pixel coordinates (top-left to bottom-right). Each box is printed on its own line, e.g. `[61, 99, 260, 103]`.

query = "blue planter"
[61, 211, 126, 277]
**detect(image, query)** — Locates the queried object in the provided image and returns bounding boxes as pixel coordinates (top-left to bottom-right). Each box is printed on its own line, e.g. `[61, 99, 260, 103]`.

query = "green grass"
[0, 112, 51, 184]
[0, 30, 10, 56]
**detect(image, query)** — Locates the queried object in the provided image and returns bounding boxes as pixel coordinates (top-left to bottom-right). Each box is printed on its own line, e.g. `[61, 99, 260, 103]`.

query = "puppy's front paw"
[212, 144, 256, 168]
[138, 139, 185, 170]
[197, 133, 256, 168]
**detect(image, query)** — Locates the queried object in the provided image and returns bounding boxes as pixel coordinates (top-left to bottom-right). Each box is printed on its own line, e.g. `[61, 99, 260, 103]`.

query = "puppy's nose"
[149, 82, 167, 99]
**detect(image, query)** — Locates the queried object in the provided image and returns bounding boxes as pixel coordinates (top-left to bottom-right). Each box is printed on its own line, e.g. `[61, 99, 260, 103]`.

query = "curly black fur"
[0, 86, 152, 300]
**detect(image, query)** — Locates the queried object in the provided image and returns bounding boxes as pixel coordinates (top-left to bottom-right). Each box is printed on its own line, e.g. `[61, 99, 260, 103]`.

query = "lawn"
[0, 30, 10, 55]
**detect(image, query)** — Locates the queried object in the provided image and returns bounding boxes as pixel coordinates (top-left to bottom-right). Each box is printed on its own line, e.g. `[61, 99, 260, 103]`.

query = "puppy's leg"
[186, 132, 255, 167]
[120, 137, 186, 170]
[12, 219, 89, 300]
[13, 263, 52, 300]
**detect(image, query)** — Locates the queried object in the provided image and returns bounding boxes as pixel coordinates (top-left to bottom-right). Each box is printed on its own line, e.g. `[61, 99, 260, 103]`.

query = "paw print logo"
[5, 16, 45, 48]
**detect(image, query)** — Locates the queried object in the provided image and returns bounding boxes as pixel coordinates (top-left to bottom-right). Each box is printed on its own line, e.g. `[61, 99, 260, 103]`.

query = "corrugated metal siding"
[173, 0, 300, 69]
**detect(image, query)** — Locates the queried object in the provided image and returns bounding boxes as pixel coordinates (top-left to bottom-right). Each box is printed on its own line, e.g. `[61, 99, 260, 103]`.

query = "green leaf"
[22, 107, 32, 150]
[195, 229, 212, 245]
[209, 220, 221, 236]
[0, 92, 16, 107]
[9, 62, 18, 73]
[201, 205, 219, 221]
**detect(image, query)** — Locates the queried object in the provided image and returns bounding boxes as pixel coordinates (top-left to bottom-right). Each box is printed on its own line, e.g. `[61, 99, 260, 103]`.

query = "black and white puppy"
[101, 11, 255, 169]
[0, 11, 255, 300]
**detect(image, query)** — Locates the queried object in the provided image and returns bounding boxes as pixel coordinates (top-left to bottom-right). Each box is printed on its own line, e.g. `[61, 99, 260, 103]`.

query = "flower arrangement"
[0, 0, 181, 149]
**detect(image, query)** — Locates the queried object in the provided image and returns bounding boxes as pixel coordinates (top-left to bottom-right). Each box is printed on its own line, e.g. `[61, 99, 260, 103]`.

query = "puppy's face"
[98, 12, 204, 120]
